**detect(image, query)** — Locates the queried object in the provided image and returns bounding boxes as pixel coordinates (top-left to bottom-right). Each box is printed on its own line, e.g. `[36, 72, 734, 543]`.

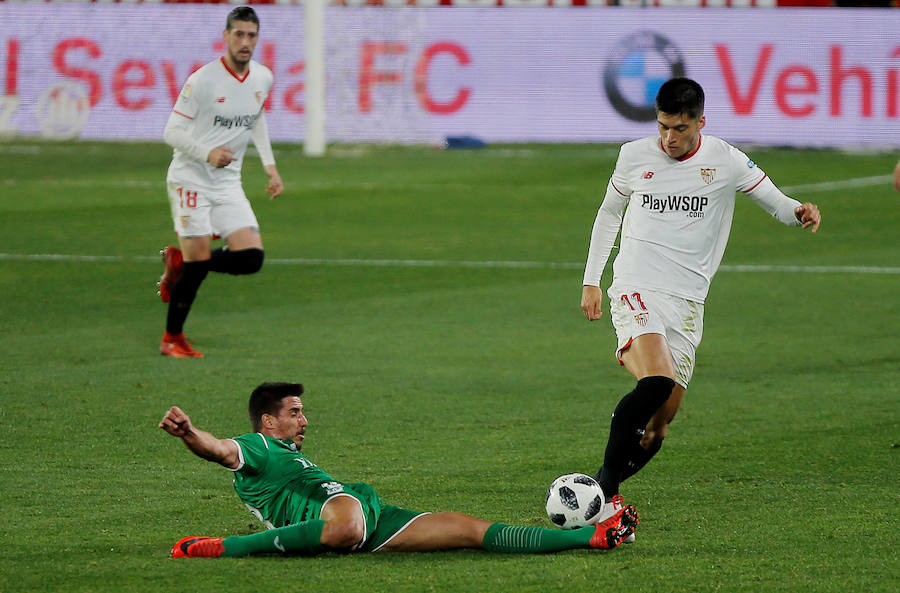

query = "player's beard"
[230, 48, 253, 68]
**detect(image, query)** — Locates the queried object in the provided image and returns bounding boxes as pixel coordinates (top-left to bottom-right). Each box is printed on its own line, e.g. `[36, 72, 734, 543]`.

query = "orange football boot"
[171, 537, 225, 558]
[160, 331, 203, 358]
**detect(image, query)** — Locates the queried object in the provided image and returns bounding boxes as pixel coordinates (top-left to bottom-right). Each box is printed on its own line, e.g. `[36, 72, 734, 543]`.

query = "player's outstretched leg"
[171, 520, 328, 558]
[157, 246, 183, 303]
[481, 506, 638, 553]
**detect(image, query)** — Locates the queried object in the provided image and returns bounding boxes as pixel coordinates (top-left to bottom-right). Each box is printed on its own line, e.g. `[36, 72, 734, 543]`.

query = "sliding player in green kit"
[160, 382, 638, 558]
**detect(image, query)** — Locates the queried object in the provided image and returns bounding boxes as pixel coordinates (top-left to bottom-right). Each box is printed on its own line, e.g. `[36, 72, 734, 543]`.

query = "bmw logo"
[603, 31, 686, 122]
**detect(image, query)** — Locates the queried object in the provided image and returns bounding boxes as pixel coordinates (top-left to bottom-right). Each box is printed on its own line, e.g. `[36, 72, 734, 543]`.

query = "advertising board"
[1, 5, 897, 147]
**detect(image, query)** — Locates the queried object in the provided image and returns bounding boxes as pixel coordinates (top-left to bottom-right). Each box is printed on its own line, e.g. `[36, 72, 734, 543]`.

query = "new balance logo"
[641, 171, 654, 179]
[216, 97, 226, 103]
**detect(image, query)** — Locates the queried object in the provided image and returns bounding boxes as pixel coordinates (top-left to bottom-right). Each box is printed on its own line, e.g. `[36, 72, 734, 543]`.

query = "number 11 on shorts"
[621, 292, 647, 311]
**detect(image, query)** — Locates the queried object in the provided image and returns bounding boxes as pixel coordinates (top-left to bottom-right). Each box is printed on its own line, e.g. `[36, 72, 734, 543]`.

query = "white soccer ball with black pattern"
[545, 473, 606, 529]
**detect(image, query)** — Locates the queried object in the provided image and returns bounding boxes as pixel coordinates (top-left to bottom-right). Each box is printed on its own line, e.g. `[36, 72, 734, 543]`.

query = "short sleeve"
[731, 145, 767, 193]
[229, 433, 270, 475]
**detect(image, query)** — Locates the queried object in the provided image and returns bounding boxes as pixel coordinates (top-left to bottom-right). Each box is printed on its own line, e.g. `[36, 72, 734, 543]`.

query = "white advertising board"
[1, 5, 898, 147]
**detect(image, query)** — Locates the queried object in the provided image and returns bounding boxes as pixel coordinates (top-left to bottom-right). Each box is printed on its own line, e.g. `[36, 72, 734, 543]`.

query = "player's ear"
[698, 115, 706, 130]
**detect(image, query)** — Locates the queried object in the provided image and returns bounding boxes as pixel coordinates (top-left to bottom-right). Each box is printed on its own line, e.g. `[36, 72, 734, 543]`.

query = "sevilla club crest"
[634, 312, 649, 327]
[700, 168, 716, 184]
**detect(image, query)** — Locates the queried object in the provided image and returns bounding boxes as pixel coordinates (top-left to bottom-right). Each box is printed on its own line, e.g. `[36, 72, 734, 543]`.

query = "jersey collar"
[659, 134, 702, 162]
[259, 432, 299, 450]
[220, 56, 250, 83]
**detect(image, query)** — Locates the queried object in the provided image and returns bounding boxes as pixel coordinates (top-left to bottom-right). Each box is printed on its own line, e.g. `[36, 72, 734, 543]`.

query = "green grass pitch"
[0, 140, 897, 593]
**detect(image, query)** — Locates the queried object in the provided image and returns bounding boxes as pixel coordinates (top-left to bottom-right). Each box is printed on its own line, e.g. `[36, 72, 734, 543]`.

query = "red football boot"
[589, 505, 639, 550]
[157, 246, 183, 303]
[171, 537, 225, 558]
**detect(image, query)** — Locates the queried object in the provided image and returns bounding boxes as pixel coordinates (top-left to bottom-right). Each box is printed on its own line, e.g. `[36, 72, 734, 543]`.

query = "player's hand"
[207, 146, 236, 168]
[581, 285, 605, 321]
[264, 165, 284, 200]
[159, 406, 192, 437]
[794, 202, 821, 233]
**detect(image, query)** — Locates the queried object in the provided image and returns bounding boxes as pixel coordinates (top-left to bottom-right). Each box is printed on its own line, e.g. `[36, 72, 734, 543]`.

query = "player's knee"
[612, 375, 675, 429]
[231, 248, 264, 275]
[320, 519, 365, 551]
[441, 512, 490, 547]
[637, 375, 676, 401]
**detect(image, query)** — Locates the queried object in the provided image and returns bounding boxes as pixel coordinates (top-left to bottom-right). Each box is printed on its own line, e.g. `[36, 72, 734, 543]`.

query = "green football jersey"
[229, 433, 339, 528]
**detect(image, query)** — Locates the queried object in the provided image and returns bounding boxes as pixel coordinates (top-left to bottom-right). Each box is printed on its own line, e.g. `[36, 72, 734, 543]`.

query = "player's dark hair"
[249, 382, 304, 432]
[226, 6, 260, 31]
[655, 78, 705, 120]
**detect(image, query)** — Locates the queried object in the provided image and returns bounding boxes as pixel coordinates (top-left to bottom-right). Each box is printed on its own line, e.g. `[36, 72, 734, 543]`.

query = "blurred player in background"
[157, 6, 284, 358]
[581, 78, 821, 527]
[893, 158, 900, 191]
[159, 382, 638, 557]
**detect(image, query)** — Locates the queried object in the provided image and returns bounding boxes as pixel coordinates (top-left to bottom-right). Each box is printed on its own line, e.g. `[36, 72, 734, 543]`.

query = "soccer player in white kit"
[581, 78, 821, 524]
[157, 6, 284, 358]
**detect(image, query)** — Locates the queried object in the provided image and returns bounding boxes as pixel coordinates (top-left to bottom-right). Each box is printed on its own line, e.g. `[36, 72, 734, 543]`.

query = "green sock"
[222, 519, 327, 557]
[481, 523, 593, 553]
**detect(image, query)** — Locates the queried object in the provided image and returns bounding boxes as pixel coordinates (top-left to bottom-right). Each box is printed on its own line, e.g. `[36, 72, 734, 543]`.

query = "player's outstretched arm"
[159, 406, 240, 469]
[793, 202, 821, 233]
[263, 164, 284, 200]
[581, 285, 605, 321]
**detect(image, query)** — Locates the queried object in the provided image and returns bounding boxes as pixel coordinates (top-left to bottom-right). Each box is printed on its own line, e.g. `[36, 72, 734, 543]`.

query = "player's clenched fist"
[581, 285, 605, 321]
[160, 406, 192, 437]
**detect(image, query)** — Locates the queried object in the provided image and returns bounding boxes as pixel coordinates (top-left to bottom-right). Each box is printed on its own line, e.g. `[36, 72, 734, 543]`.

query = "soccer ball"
[545, 473, 606, 529]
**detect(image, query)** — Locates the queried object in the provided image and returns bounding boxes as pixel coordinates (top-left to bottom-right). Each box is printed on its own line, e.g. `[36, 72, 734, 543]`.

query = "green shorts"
[360, 504, 428, 552]
[326, 482, 427, 552]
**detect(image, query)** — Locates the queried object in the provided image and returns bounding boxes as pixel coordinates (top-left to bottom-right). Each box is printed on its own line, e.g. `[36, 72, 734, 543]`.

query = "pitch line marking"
[1, 166, 891, 193]
[0, 253, 897, 274]
[780, 175, 893, 193]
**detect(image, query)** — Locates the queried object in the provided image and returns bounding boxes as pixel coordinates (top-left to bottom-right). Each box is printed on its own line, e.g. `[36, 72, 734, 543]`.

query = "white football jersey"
[167, 57, 273, 188]
[584, 134, 799, 303]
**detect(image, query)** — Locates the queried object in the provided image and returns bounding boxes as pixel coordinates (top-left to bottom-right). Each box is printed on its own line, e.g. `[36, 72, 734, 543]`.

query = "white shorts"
[608, 286, 704, 388]
[166, 181, 259, 238]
